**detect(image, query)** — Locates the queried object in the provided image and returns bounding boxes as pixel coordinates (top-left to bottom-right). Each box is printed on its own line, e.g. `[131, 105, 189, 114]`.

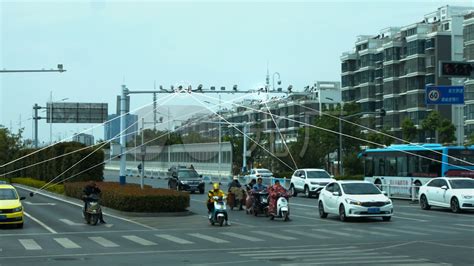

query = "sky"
[1, 0, 473, 144]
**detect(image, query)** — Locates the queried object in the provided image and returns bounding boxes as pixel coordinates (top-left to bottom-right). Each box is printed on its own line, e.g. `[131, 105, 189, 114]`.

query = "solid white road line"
[89, 237, 119, 247]
[54, 238, 81, 249]
[23, 211, 58, 234]
[19, 239, 42, 250]
[188, 233, 229, 244]
[24, 201, 56, 206]
[16, 185, 156, 230]
[237, 248, 362, 257]
[155, 234, 194, 244]
[282, 229, 330, 239]
[393, 215, 427, 222]
[229, 246, 358, 255]
[248, 251, 381, 260]
[250, 231, 297, 240]
[429, 225, 474, 233]
[456, 223, 474, 228]
[311, 228, 359, 237]
[340, 228, 396, 237]
[220, 232, 263, 242]
[122, 235, 157, 246]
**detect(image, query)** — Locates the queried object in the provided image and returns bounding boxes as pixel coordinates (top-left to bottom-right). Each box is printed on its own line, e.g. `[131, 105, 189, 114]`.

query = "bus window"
[374, 156, 385, 176]
[418, 151, 441, 177]
[448, 149, 474, 166]
[396, 155, 408, 176]
[365, 156, 374, 177]
[386, 156, 396, 176]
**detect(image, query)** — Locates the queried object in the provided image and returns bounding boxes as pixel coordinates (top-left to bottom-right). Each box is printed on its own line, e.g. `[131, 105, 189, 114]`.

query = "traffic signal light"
[440, 61, 473, 78]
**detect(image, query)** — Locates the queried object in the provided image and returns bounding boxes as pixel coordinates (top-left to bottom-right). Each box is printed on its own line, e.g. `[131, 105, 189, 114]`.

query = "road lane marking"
[250, 231, 297, 240]
[122, 235, 157, 246]
[398, 226, 457, 234]
[220, 232, 263, 242]
[188, 233, 229, 243]
[24, 201, 56, 206]
[374, 227, 428, 236]
[19, 239, 42, 250]
[23, 211, 58, 234]
[155, 234, 194, 244]
[15, 185, 156, 230]
[290, 214, 333, 223]
[393, 211, 433, 218]
[54, 238, 81, 249]
[233, 246, 359, 256]
[311, 228, 358, 237]
[291, 203, 317, 208]
[89, 237, 119, 247]
[456, 223, 474, 228]
[340, 228, 396, 237]
[429, 225, 474, 233]
[59, 219, 85, 226]
[248, 251, 381, 260]
[282, 229, 330, 239]
[393, 215, 427, 222]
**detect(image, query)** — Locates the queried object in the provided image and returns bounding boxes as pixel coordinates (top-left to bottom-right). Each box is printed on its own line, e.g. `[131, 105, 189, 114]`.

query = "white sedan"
[318, 181, 393, 222]
[419, 177, 474, 213]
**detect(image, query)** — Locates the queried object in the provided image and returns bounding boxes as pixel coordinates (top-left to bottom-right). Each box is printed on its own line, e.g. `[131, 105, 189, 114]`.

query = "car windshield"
[449, 179, 474, 189]
[0, 189, 18, 200]
[341, 183, 381, 195]
[178, 170, 199, 179]
[307, 171, 331, 179]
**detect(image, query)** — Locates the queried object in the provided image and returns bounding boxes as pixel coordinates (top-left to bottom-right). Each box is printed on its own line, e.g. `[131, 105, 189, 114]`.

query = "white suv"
[289, 169, 335, 198]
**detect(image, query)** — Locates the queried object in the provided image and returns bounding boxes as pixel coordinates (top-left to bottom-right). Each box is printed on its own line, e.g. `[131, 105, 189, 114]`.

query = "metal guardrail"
[375, 184, 420, 201]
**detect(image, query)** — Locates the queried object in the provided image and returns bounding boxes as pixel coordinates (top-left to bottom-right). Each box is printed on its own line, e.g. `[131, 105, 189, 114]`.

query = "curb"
[13, 183, 193, 218]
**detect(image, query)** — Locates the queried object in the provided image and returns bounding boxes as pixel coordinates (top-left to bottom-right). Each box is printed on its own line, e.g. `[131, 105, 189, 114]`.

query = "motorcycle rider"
[228, 176, 244, 211]
[252, 177, 267, 192]
[83, 181, 106, 224]
[207, 183, 229, 225]
[268, 179, 289, 219]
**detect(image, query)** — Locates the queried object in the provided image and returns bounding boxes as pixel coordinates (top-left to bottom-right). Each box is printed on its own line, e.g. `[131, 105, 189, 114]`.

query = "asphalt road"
[0, 172, 473, 266]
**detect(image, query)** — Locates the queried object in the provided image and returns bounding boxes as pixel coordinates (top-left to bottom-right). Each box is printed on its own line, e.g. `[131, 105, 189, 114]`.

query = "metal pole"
[218, 94, 222, 179]
[167, 107, 171, 170]
[242, 123, 247, 173]
[141, 118, 144, 189]
[339, 106, 343, 176]
[33, 104, 39, 148]
[119, 85, 128, 185]
[50, 91, 52, 144]
[153, 92, 157, 131]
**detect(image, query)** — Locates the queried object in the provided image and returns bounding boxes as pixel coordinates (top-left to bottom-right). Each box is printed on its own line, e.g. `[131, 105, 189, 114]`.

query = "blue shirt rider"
[252, 177, 267, 192]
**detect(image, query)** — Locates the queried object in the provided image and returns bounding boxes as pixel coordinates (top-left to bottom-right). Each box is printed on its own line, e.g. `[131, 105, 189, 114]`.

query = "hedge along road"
[5, 185, 156, 236]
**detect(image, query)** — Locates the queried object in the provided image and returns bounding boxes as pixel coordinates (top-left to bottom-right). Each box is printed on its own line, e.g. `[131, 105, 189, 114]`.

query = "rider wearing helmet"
[207, 183, 229, 225]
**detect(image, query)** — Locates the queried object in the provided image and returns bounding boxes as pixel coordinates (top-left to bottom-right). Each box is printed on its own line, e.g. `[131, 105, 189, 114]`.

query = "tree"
[0, 126, 24, 177]
[438, 119, 456, 144]
[421, 111, 441, 142]
[467, 134, 474, 146]
[366, 129, 394, 148]
[401, 117, 417, 142]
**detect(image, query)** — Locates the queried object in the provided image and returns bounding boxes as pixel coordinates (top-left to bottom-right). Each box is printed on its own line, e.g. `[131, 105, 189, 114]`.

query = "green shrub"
[65, 182, 190, 212]
[335, 175, 364, 181]
[10, 177, 65, 194]
[0, 177, 10, 183]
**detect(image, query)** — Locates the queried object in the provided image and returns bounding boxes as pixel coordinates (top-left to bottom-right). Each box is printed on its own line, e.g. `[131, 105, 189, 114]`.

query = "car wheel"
[199, 189, 204, 194]
[339, 204, 347, 222]
[304, 186, 310, 198]
[318, 201, 328, 218]
[17, 222, 24, 229]
[451, 197, 461, 213]
[420, 195, 431, 210]
[290, 185, 297, 197]
[382, 216, 391, 222]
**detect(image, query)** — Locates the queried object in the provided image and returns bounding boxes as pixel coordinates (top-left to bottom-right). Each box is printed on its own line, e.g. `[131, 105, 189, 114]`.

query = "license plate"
[0, 215, 6, 220]
[368, 208, 380, 213]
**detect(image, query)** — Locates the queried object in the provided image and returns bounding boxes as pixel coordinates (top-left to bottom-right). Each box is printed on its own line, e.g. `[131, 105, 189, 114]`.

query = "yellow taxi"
[0, 182, 25, 228]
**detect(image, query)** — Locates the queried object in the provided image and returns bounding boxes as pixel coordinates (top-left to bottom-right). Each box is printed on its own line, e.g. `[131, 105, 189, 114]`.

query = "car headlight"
[384, 200, 392, 205]
[13, 206, 23, 212]
[180, 181, 187, 185]
[345, 198, 361, 205]
[463, 195, 473, 199]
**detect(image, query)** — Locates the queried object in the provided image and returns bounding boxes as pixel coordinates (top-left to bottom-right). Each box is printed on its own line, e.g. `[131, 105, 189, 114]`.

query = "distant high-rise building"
[463, 11, 474, 139]
[73, 133, 94, 146]
[104, 114, 138, 143]
[341, 5, 472, 142]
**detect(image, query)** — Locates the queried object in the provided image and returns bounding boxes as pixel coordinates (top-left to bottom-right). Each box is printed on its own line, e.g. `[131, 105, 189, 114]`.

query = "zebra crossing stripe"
[312, 228, 359, 237]
[122, 235, 157, 246]
[54, 238, 81, 249]
[282, 229, 330, 239]
[188, 233, 229, 243]
[220, 232, 263, 242]
[19, 239, 42, 250]
[375, 227, 428, 236]
[250, 231, 297, 240]
[155, 234, 194, 244]
[340, 228, 396, 237]
[89, 236, 119, 247]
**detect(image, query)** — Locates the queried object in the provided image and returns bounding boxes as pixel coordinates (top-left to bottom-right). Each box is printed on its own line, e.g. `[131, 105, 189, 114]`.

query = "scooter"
[270, 192, 290, 222]
[253, 191, 269, 217]
[209, 196, 228, 226]
[83, 194, 102, 226]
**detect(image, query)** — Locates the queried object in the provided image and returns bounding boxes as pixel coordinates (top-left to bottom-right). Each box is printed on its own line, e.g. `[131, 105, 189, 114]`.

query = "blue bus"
[359, 144, 474, 197]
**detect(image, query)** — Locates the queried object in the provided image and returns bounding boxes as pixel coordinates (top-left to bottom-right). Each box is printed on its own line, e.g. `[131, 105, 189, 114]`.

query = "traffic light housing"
[439, 61, 473, 78]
